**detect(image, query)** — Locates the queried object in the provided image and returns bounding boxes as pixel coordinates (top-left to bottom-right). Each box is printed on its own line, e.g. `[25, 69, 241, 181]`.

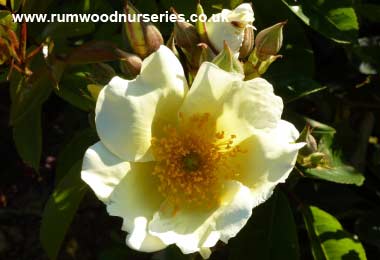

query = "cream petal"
[234, 120, 304, 200]
[95, 45, 188, 162]
[81, 141, 129, 202]
[206, 3, 254, 53]
[148, 181, 254, 257]
[180, 62, 283, 144]
[106, 162, 166, 252]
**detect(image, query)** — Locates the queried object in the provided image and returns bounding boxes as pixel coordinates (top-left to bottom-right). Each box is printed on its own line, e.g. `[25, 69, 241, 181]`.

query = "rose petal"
[81, 142, 129, 202]
[180, 62, 283, 144]
[107, 162, 166, 252]
[95, 45, 188, 162]
[233, 120, 304, 199]
[148, 181, 254, 256]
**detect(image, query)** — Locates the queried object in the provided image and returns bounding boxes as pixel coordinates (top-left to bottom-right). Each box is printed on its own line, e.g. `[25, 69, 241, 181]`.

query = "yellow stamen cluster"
[151, 113, 245, 209]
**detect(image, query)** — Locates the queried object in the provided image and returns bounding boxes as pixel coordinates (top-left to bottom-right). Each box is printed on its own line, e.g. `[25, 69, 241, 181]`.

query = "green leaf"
[0, 0, 6, 6]
[55, 64, 113, 111]
[253, 0, 315, 82]
[55, 73, 95, 112]
[282, 0, 359, 43]
[55, 128, 98, 182]
[40, 161, 88, 260]
[0, 10, 18, 31]
[229, 190, 299, 260]
[305, 135, 365, 186]
[306, 163, 365, 186]
[302, 205, 367, 260]
[10, 61, 65, 125]
[11, 0, 22, 11]
[13, 106, 42, 171]
[272, 75, 327, 103]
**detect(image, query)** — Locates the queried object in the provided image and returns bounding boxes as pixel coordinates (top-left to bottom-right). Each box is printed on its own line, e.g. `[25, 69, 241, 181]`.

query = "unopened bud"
[198, 43, 215, 65]
[123, 2, 163, 58]
[255, 21, 286, 61]
[173, 12, 200, 53]
[213, 41, 243, 74]
[166, 32, 180, 57]
[119, 52, 142, 78]
[297, 125, 318, 157]
[196, 2, 209, 44]
[239, 26, 254, 59]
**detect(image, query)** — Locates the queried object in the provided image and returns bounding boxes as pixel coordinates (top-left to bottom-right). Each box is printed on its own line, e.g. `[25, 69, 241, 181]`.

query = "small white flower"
[206, 3, 255, 55]
[81, 46, 303, 259]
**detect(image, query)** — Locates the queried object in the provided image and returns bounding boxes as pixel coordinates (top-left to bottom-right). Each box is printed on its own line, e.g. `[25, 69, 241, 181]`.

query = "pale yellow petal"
[234, 120, 304, 200]
[180, 62, 283, 144]
[95, 46, 187, 162]
[81, 142, 129, 202]
[107, 162, 166, 252]
[148, 181, 254, 256]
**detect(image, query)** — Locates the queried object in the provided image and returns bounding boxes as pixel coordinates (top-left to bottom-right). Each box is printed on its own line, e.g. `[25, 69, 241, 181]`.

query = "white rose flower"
[205, 3, 255, 55]
[81, 45, 303, 259]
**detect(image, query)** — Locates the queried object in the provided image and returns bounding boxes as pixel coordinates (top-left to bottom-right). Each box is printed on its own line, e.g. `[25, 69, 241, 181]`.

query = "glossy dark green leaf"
[10, 61, 65, 125]
[55, 128, 98, 182]
[229, 190, 299, 260]
[253, 0, 315, 82]
[40, 161, 88, 260]
[13, 106, 42, 171]
[54, 73, 95, 112]
[302, 205, 367, 260]
[272, 75, 326, 103]
[282, 0, 359, 43]
[55, 64, 113, 111]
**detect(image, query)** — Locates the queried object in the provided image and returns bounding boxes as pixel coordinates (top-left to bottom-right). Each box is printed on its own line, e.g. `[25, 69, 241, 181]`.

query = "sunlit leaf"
[55, 64, 113, 111]
[40, 161, 88, 260]
[282, 0, 359, 43]
[229, 190, 299, 260]
[305, 135, 365, 186]
[302, 205, 367, 260]
[0, 10, 18, 31]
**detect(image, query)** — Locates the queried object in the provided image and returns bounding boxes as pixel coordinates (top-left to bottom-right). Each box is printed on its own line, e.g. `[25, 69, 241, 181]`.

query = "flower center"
[151, 113, 245, 209]
[182, 152, 202, 172]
